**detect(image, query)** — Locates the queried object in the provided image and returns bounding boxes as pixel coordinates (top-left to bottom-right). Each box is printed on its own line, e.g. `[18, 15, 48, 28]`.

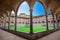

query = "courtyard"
[6, 25, 53, 33]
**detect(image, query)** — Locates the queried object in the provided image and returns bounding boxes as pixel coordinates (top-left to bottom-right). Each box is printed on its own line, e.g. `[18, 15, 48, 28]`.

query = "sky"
[17, 1, 46, 16]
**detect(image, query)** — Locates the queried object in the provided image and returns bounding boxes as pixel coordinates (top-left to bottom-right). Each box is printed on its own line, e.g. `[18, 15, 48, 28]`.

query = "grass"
[5, 25, 53, 33]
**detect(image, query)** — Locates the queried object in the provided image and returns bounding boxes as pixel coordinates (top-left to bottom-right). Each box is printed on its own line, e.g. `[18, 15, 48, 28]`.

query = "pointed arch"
[33, 1, 45, 16]
[16, 1, 30, 33]
[17, 1, 30, 15]
[32, 1, 47, 33]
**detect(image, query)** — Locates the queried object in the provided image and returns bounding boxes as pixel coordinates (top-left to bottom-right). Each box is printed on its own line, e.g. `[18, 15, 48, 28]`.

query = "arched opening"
[47, 10, 54, 30]
[5, 16, 9, 29]
[33, 1, 46, 33]
[1, 17, 4, 28]
[17, 1, 30, 33]
[0, 18, 1, 28]
[3, 14, 7, 29]
[8, 10, 15, 30]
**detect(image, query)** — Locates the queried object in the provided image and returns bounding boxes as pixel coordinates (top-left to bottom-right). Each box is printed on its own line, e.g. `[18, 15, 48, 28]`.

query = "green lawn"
[5, 25, 53, 33]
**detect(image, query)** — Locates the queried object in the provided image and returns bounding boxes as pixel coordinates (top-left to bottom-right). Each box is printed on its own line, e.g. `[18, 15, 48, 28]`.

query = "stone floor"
[0, 29, 26, 40]
[0, 29, 60, 40]
[37, 30, 60, 40]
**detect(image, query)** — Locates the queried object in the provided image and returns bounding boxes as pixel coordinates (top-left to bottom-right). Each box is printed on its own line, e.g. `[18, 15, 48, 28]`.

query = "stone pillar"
[15, 11, 17, 31]
[7, 11, 11, 30]
[1, 19, 2, 28]
[2, 18, 3, 28]
[3, 17, 5, 28]
[45, 10, 49, 30]
[3, 17, 4, 28]
[59, 16, 60, 27]
[4, 16, 6, 29]
[0, 19, 1, 28]
[51, 11, 55, 29]
[57, 16, 60, 28]
[1, 17, 4, 28]
[55, 14, 59, 28]
[30, 9, 33, 34]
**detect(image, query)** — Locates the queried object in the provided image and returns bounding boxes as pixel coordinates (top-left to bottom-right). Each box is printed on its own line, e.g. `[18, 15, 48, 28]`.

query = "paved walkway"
[38, 30, 60, 40]
[0, 29, 60, 40]
[0, 29, 26, 40]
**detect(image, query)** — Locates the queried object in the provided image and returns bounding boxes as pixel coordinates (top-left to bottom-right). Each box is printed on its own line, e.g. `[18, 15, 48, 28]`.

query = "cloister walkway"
[0, 29, 60, 40]
[38, 30, 60, 40]
[0, 29, 26, 40]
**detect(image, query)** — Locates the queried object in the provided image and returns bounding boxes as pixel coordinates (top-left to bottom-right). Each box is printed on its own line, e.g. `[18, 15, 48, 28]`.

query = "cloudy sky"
[17, 1, 46, 16]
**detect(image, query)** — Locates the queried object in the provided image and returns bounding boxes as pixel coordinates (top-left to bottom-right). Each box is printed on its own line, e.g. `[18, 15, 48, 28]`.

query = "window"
[11, 21, 14, 23]
[19, 22, 21, 24]
[42, 21, 45, 23]
[38, 21, 41, 23]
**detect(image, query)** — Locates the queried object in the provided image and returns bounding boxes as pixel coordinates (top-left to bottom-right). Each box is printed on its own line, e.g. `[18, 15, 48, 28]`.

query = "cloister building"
[5, 13, 57, 27]
[0, 0, 60, 40]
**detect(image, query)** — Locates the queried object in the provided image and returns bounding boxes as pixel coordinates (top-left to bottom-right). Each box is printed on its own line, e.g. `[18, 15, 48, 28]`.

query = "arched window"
[48, 21, 50, 23]
[51, 20, 53, 23]
[19, 22, 21, 24]
[11, 21, 14, 23]
[23, 22, 24, 24]
[35, 21, 37, 24]
[38, 21, 41, 23]
[54, 20, 56, 23]
[42, 21, 45, 23]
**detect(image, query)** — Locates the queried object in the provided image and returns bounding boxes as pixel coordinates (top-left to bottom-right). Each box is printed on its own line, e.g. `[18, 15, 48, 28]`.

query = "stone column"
[59, 16, 60, 27]
[1, 19, 2, 28]
[45, 10, 49, 30]
[2, 17, 3, 28]
[3, 17, 4, 28]
[57, 16, 60, 28]
[15, 11, 17, 31]
[1, 17, 3, 28]
[0, 19, 1, 28]
[55, 14, 59, 28]
[7, 11, 11, 30]
[4, 16, 6, 29]
[51, 11, 55, 29]
[30, 9, 33, 34]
